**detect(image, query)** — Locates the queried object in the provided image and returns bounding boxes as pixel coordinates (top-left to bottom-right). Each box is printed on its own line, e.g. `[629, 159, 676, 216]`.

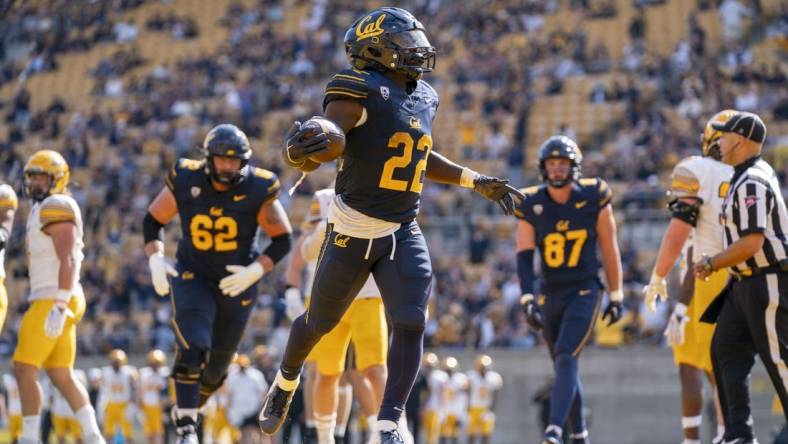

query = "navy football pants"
[170, 271, 256, 407]
[281, 221, 433, 422]
[542, 281, 602, 434]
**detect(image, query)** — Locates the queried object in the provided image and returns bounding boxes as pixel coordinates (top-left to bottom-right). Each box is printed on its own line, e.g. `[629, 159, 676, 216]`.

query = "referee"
[694, 110, 788, 443]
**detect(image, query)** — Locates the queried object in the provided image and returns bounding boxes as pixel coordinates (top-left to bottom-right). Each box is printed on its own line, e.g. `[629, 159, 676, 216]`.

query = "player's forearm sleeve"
[517, 249, 535, 295]
[143, 212, 164, 244]
[263, 233, 293, 265]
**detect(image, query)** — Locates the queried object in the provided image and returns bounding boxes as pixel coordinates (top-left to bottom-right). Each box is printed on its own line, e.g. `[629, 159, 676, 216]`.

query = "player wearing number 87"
[263, 7, 523, 444]
[142, 123, 293, 444]
[513, 136, 624, 444]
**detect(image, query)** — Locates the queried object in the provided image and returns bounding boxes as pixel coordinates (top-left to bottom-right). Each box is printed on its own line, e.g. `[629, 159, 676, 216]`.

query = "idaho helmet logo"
[380, 86, 389, 100]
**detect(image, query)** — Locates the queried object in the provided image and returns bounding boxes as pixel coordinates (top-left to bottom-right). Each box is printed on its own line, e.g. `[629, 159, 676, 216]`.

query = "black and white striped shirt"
[721, 156, 788, 274]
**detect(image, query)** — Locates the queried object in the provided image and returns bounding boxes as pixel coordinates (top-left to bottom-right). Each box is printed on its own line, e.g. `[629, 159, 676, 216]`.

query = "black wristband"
[263, 233, 293, 265]
[143, 212, 165, 244]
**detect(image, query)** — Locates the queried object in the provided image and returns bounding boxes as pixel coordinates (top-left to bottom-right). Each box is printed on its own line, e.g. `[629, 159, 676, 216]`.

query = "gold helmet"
[147, 349, 166, 367]
[109, 349, 128, 366]
[423, 352, 439, 368]
[23, 150, 70, 201]
[442, 356, 458, 372]
[475, 354, 493, 372]
[235, 353, 251, 368]
[701, 109, 737, 160]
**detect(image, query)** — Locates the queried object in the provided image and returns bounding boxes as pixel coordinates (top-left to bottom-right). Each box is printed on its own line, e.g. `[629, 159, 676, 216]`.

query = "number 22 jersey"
[322, 68, 439, 224]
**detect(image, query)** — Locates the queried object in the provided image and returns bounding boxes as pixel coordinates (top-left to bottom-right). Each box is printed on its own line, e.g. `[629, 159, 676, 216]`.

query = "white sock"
[178, 408, 199, 422]
[22, 415, 41, 440]
[275, 370, 300, 391]
[378, 419, 397, 432]
[714, 425, 725, 442]
[366, 415, 377, 434]
[546, 424, 562, 436]
[681, 440, 700, 444]
[75, 405, 101, 437]
[315, 413, 336, 444]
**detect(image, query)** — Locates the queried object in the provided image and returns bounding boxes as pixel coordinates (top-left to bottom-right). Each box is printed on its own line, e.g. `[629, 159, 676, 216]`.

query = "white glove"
[284, 287, 306, 321]
[148, 252, 178, 296]
[643, 272, 667, 312]
[219, 262, 264, 297]
[665, 302, 690, 346]
[44, 299, 74, 338]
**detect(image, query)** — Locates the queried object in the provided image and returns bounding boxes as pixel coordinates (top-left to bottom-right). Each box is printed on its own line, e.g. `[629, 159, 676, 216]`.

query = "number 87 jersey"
[323, 68, 439, 224]
[514, 178, 612, 290]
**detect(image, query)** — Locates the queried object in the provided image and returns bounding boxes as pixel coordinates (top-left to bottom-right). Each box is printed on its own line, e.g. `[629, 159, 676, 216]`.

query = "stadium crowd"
[0, 0, 786, 362]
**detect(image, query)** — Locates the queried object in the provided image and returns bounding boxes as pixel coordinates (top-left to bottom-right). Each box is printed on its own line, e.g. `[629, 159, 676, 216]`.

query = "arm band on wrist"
[143, 212, 165, 244]
[263, 233, 293, 265]
[460, 167, 479, 189]
[610, 289, 624, 302]
[517, 249, 535, 295]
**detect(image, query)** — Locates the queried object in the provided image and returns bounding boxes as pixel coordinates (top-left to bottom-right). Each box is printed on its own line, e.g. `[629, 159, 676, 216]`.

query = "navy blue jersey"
[322, 68, 439, 223]
[514, 178, 612, 290]
[166, 158, 280, 283]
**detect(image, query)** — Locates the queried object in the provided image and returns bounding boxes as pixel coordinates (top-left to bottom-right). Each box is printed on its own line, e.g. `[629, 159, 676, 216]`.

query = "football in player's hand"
[301, 116, 345, 163]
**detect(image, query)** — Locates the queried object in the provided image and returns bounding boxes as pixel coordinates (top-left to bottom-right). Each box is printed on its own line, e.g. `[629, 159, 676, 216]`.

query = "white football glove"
[219, 262, 264, 297]
[44, 298, 74, 338]
[284, 287, 306, 321]
[665, 302, 690, 346]
[643, 272, 667, 313]
[148, 252, 178, 296]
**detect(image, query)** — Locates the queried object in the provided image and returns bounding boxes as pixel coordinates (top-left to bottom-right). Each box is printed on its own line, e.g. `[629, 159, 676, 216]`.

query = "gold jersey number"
[543, 229, 588, 268]
[190, 215, 238, 252]
[379, 132, 433, 193]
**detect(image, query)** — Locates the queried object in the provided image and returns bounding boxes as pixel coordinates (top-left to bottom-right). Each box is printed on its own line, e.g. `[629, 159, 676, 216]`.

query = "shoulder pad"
[514, 185, 541, 220]
[579, 177, 612, 207]
[324, 69, 371, 107]
[167, 158, 204, 191]
[520, 185, 539, 196]
[0, 184, 18, 210]
[254, 168, 281, 201]
[669, 160, 701, 200]
[40, 195, 78, 227]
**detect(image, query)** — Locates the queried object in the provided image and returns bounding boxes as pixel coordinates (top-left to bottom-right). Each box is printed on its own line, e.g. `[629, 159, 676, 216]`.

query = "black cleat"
[380, 429, 405, 444]
[543, 429, 563, 444]
[258, 383, 295, 435]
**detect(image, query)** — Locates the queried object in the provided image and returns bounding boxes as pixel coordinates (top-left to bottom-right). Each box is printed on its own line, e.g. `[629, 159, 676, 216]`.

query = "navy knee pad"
[391, 305, 427, 332]
[173, 348, 206, 384]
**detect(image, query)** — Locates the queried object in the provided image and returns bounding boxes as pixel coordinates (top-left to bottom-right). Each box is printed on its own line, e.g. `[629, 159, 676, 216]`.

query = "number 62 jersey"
[514, 178, 612, 291]
[165, 159, 280, 283]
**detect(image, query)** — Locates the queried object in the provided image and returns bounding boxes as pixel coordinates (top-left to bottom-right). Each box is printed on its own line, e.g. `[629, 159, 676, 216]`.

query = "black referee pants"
[711, 272, 788, 440]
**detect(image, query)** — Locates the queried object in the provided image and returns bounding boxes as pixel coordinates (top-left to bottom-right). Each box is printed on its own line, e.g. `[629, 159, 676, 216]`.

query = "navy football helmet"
[344, 7, 436, 81]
